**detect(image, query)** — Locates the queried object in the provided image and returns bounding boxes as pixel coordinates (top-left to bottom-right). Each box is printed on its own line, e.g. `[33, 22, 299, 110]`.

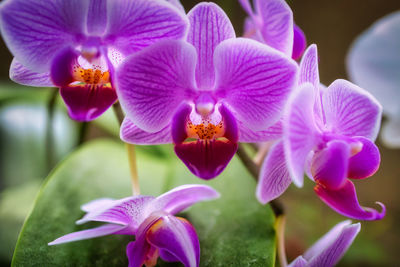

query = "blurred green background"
[0, 0, 399, 266]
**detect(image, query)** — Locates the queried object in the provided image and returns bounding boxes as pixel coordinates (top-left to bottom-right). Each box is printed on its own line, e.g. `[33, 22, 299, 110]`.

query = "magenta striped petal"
[299, 44, 320, 88]
[76, 196, 154, 230]
[0, 0, 87, 72]
[315, 179, 386, 220]
[87, 0, 107, 35]
[215, 38, 298, 131]
[80, 198, 115, 212]
[238, 120, 283, 143]
[105, 0, 188, 55]
[283, 83, 319, 187]
[322, 79, 382, 141]
[187, 2, 235, 89]
[121, 118, 172, 145]
[10, 58, 53, 87]
[146, 216, 200, 267]
[254, 0, 294, 56]
[305, 221, 360, 267]
[257, 141, 291, 204]
[148, 184, 220, 216]
[48, 224, 127, 246]
[116, 40, 197, 132]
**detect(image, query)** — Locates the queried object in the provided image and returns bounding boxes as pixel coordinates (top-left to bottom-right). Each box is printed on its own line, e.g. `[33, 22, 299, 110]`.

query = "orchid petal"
[283, 83, 319, 187]
[311, 140, 350, 190]
[323, 79, 382, 141]
[0, 0, 87, 72]
[257, 141, 291, 204]
[381, 117, 400, 148]
[238, 0, 254, 17]
[347, 11, 400, 117]
[105, 0, 188, 55]
[187, 2, 235, 89]
[166, 0, 185, 13]
[50, 47, 78, 87]
[10, 58, 53, 87]
[215, 38, 298, 131]
[306, 222, 361, 267]
[76, 196, 154, 230]
[288, 257, 307, 267]
[238, 120, 283, 143]
[175, 139, 238, 180]
[348, 137, 380, 179]
[48, 224, 127, 245]
[117, 40, 196, 132]
[126, 234, 152, 267]
[121, 118, 172, 145]
[80, 198, 115, 213]
[292, 24, 306, 60]
[243, 17, 261, 41]
[254, 0, 294, 56]
[299, 44, 320, 88]
[60, 85, 117, 121]
[299, 44, 324, 122]
[87, 0, 107, 35]
[171, 103, 193, 144]
[148, 184, 220, 216]
[173, 104, 239, 179]
[315, 179, 386, 220]
[146, 216, 200, 267]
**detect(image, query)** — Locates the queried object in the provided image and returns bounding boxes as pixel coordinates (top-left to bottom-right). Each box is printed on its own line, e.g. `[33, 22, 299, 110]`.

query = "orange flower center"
[186, 119, 225, 140]
[72, 66, 110, 85]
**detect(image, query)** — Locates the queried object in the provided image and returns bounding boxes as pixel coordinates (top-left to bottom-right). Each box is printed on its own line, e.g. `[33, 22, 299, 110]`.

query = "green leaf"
[0, 180, 42, 263]
[12, 140, 276, 266]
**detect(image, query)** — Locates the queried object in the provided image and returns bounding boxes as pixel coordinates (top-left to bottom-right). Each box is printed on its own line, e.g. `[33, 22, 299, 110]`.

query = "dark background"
[0, 1, 399, 266]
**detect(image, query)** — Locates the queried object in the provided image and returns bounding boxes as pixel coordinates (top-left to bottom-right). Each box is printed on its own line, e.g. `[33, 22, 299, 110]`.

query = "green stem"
[78, 121, 88, 145]
[46, 88, 58, 171]
[112, 102, 140, 196]
[236, 143, 284, 216]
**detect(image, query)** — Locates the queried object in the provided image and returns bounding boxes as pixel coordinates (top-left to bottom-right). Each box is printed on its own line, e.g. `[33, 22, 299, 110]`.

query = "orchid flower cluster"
[0, 0, 387, 266]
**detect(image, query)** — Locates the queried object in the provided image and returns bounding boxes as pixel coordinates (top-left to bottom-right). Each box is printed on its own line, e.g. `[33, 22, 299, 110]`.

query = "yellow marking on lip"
[72, 66, 110, 85]
[186, 120, 225, 140]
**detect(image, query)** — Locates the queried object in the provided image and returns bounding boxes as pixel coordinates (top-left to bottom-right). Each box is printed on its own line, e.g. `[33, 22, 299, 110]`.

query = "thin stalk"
[275, 215, 288, 267]
[46, 88, 58, 171]
[112, 102, 140, 196]
[236, 143, 284, 216]
[112, 102, 124, 125]
[126, 143, 140, 196]
[78, 121, 88, 145]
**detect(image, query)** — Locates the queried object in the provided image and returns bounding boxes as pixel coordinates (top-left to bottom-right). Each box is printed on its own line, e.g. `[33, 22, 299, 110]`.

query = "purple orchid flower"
[257, 45, 385, 220]
[238, 0, 307, 60]
[48, 184, 219, 267]
[289, 220, 360, 267]
[347, 11, 400, 148]
[116, 2, 298, 180]
[0, 0, 188, 121]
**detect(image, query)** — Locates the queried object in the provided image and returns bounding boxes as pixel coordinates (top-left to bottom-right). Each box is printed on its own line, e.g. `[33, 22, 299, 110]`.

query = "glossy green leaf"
[12, 140, 276, 266]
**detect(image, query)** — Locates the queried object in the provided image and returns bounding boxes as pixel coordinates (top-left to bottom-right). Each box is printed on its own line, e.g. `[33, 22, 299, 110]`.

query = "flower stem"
[275, 215, 288, 267]
[235, 144, 285, 217]
[112, 102, 124, 125]
[112, 102, 140, 196]
[46, 88, 58, 171]
[126, 143, 140, 196]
